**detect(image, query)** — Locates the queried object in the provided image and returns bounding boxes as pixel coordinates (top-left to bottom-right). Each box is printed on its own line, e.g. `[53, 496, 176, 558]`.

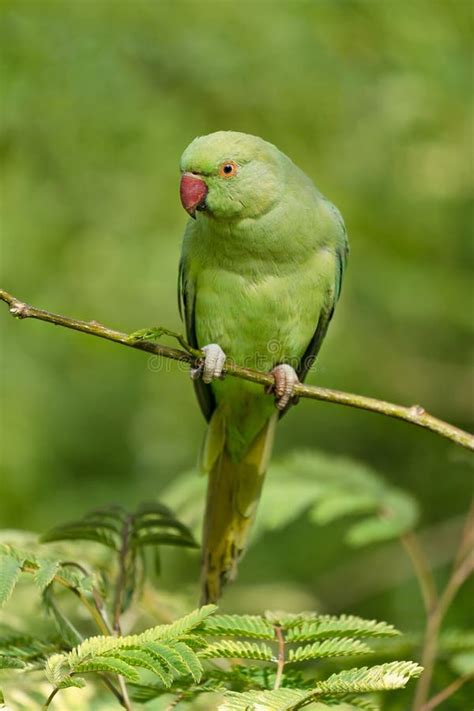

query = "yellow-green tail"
[200, 410, 277, 604]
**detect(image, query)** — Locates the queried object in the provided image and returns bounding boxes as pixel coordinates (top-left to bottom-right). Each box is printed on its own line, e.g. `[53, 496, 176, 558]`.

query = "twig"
[34, 562, 131, 708]
[42, 687, 59, 709]
[116, 676, 133, 711]
[1, 288, 473, 450]
[419, 673, 473, 711]
[113, 513, 133, 633]
[400, 532, 438, 614]
[412, 507, 474, 710]
[273, 625, 285, 690]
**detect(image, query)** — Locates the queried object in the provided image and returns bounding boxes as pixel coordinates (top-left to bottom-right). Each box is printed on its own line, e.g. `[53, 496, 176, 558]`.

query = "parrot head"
[179, 131, 285, 220]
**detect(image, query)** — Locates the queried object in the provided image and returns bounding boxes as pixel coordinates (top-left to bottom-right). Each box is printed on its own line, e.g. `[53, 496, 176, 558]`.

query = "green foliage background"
[0, 0, 472, 707]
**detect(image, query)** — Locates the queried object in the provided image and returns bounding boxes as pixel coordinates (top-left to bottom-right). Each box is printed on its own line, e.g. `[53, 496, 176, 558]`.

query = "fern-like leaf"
[170, 640, 203, 681]
[286, 615, 399, 642]
[316, 661, 423, 694]
[41, 521, 119, 549]
[200, 640, 274, 662]
[219, 688, 307, 710]
[45, 653, 70, 686]
[44, 605, 215, 692]
[0, 654, 25, 669]
[288, 638, 372, 662]
[143, 605, 217, 642]
[75, 655, 140, 682]
[33, 558, 60, 591]
[0, 630, 64, 665]
[111, 649, 173, 686]
[200, 614, 275, 640]
[0, 555, 24, 606]
[142, 640, 191, 679]
[135, 532, 198, 548]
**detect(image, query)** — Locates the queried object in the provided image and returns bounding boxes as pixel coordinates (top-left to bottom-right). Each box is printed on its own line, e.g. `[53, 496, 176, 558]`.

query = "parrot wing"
[296, 207, 348, 384]
[178, 256, 216, 422]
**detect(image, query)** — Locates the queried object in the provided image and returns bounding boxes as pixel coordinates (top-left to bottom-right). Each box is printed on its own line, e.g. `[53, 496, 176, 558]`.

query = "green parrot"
[178, 131, 348, 603]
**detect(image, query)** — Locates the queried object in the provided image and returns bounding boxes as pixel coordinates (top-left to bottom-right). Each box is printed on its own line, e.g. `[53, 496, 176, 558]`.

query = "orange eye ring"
[219, 160, 238, 178]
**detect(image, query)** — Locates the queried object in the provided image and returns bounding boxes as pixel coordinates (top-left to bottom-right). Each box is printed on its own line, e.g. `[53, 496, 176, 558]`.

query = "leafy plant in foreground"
[0, 501, 423, 710]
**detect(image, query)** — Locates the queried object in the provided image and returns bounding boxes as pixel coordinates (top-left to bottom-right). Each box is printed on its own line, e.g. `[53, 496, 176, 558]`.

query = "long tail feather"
[200, 411, 277, 604]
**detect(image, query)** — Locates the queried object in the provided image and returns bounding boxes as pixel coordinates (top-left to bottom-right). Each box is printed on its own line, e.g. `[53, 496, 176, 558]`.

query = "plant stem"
[412, 508, 474, 711]
[42, 688, 59, 709]
[43, 564, 132, 708]
[273, 625, 285, 690]
[1, 288, 473, 450]
[113, 514, 133, 633]
[117, 676, 133, 711]
[99, 673, 127, 706]
[419, 673, 474, 711]
[400, 532, 438, 613]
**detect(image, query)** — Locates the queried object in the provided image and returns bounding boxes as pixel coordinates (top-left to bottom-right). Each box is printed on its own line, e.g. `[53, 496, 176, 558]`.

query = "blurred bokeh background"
[0, 0, 472, 708]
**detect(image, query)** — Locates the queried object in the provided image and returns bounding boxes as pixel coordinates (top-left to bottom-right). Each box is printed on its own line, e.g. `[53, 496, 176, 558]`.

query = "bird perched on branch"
[178, 131, 348, 603]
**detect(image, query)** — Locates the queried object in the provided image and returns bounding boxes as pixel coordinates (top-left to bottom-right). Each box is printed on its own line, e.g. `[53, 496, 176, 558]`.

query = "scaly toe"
[270, 364, 299, 410]
[201, 344, 226, 384]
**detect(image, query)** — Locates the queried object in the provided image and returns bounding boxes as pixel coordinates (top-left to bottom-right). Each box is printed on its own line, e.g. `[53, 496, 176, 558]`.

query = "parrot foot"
[190, 343, 226, 384]
[268, 364, 300, 410]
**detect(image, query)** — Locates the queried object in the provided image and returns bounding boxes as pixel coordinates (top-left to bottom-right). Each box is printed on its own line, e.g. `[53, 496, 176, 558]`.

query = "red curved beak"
[180, 173, 208, 218]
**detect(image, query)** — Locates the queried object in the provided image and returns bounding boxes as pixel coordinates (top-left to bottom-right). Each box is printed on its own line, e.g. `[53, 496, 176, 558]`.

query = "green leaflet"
[286, 615, 399, 642]
[40, 503, 198, 616]
[0, 555, 24, 607]
[111, 649, 173, 686]
[0, 544, 95, 598]
[45, 653, 70, 686]
[33, 559, 60, 591]
[43, 605, 214, 691]
[287, 638, 372, 663]
[221, 662, 421, 710]
[142, 640, 191, 679]
[0, 631, 63, 665]
[219, 688, 307, 711]
[200, 640, 274, 662]
[169, 640, 203, 681]
[142, 605, 217, 642]
[41, 522, 119, 550]
[0, 655, 25, 669]
[200, 613, 275, 640]
[315, 661, 423, 695]
[75, 655, 140, 682]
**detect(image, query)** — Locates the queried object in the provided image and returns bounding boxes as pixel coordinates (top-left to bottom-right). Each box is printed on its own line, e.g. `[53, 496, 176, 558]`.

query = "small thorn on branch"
[410, 405, 426, 417]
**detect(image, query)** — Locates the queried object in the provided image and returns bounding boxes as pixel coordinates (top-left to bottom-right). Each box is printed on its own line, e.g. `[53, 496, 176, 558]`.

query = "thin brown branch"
[419, 673, 474, 711]
[400, 532, 438, 614]
[42, 687, 59, 709]
[116, 676, 133, 711]
[1, 288, 473, 450]
[113, 513, 133, 633]
[273, 625, 285, 690]
[412, 508, 474, 711]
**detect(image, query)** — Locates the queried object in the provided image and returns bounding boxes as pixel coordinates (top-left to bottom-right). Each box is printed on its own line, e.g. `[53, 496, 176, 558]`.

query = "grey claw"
[270, 364, 299, 410]
[197, 344, 226, 384]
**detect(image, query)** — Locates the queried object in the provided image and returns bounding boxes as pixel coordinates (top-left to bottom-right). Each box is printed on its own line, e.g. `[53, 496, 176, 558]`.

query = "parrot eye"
[219, 161, 238, 178]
